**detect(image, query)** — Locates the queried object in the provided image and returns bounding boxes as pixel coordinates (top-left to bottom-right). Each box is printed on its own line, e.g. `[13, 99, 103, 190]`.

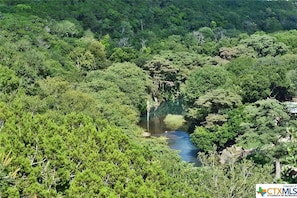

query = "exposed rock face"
[142, 131, 151, 137]
[219, 146, 254, 164]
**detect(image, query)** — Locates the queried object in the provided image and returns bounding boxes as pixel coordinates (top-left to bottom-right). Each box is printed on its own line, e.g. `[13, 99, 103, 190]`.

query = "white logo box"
[256, 184, 297, 198]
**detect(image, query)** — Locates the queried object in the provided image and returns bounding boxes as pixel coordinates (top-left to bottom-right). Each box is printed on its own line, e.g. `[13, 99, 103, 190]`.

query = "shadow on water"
[138, 100, 201, 166]
[139, 99, 185, 134]
[139, 115, 168, 134]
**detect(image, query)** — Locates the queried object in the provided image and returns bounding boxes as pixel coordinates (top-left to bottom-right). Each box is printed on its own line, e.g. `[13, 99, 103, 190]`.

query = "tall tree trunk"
[275, 158, 281, 180]
[147, 100, 150, 132]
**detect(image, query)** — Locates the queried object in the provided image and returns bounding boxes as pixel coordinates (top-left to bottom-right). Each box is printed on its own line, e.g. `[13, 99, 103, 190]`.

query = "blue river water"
[156, 131, 201, 166]
[138, 100, 201, 166]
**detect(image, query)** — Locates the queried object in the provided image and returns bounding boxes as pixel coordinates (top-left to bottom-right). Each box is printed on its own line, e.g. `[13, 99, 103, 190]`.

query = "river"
[139, 101, 201, 166]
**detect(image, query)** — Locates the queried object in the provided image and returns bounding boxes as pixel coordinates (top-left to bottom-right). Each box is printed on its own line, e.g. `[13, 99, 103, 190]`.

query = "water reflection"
[139, 115, 200, 166]
[139, 115, 168, 134]
[139, 100, 201, 166]
[155, 131, 201, 166]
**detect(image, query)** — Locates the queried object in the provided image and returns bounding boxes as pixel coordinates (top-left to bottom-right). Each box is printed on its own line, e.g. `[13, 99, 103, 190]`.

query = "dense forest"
[1, 0, 297, 197]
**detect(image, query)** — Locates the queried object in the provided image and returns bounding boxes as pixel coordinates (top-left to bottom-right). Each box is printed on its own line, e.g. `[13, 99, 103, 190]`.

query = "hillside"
[0, 1, 297, 197]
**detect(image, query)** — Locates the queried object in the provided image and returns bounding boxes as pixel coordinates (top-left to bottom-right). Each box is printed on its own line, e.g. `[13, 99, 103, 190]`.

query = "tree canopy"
[1, 0, 297, 196]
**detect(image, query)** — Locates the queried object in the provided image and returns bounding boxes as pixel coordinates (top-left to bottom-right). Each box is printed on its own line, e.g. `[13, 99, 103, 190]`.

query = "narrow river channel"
[139, 107, 201, 166]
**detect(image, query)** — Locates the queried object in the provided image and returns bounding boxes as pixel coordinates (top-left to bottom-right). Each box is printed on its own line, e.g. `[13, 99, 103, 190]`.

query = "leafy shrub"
[164, 114, 185, 130]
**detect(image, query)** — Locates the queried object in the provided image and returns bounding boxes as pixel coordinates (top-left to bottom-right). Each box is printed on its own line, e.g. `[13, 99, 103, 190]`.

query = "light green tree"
[197, 151, 274, 198]
[52, 20, 82, 37]
[240, 33, 288, 57]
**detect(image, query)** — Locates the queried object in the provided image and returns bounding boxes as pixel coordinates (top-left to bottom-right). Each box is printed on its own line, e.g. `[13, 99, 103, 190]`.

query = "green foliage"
[81, 77, 139, 128]
[143, 55, 180, 100]
[273, 30, 297, 51]
[182, 66, 233, 105]
[99, 62, 151, 112]
[240, 73, 271, 103]
[191, 107, 246, 151]
[220, 45, 256, 60]
[0, 109, 176, 197]
[163, 114, 185, 130]
[204, 114, 228, 129]
[240, 33, 288, 57]
[237, 99, 290, 150]
[52, 20, 82, 38]
[287, 69, 297, 96]
[198, 27, 214, 42]
[15, 0, 297, 46]
[198, 151, 274, 198]
[2, 1, 297, 196]
[0, 65, 19, 93]
[68, 47, 96, 70]
[195, 88, 242, 114]
[0, 152, 20, 197]
[109, 47, 139, 63]
[150, 35, 190, 53]
[191, 127, 216, 151]
[142, 50, 205, 101]
[225, 56, 257, 76]
[187, 88, 242, 134]
[226, 56, 294, 102]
